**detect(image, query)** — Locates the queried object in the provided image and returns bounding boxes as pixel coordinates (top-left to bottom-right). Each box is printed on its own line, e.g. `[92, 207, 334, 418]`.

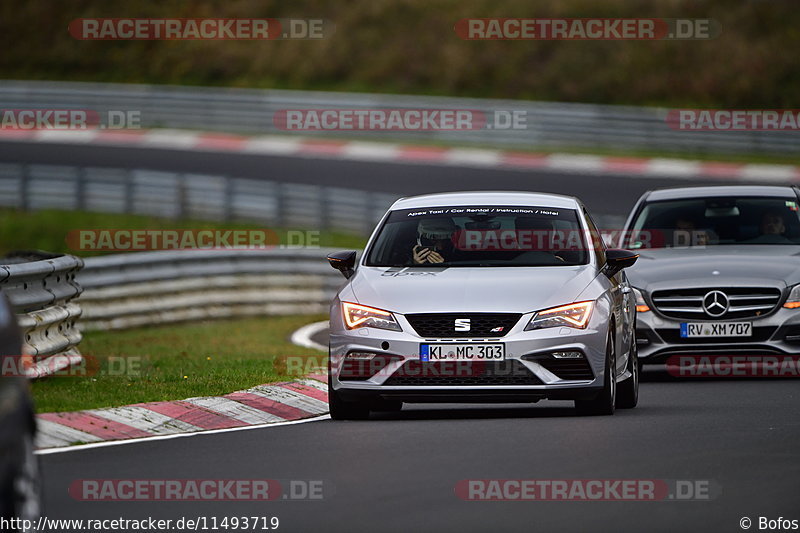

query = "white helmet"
[417, 218, 457, 241]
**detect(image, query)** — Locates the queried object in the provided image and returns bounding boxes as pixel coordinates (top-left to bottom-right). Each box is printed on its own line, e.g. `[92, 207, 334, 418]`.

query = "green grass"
[31, 315, 328, 413]
[0, 209, 367, 257]
[7, 210, 345, 413]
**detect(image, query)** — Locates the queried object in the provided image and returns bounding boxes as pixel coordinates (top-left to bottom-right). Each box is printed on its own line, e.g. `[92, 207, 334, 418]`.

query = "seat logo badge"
[454, 318, 471, 331]
[490, 326, 504, 333]
[702, 290, 729, 317]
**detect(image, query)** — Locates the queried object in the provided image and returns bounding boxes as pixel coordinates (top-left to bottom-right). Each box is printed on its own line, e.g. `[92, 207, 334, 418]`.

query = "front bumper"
[329, 310, 609, 403]
[635, 307, 800, 364]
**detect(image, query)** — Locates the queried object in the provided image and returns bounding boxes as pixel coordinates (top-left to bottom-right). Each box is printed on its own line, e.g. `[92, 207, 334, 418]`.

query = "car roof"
[390, 191, 581, 210]
[645, 185, 797, 202]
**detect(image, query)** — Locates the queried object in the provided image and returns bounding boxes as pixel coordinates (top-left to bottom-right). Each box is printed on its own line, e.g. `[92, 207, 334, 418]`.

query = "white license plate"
[680, 322, 752, 338]
[420, 343, 505, 361]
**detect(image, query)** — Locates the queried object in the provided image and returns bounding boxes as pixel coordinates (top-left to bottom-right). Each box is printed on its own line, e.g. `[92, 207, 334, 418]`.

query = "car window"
[365, 205, 589, 267]
[626, 196, 800, 249]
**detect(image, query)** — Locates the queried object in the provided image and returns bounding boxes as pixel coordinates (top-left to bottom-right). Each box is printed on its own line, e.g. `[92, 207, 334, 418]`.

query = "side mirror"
[603, 249, 639, 277]
[327, 250, 357, 279]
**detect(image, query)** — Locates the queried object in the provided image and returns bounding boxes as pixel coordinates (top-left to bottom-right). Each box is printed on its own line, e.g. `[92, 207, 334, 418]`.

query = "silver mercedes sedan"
[326, 191, 639, 418]
[619, 185, 800, 366]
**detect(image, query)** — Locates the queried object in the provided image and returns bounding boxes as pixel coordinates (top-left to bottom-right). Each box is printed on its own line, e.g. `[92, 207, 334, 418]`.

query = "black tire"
[575, 332, 616, 416]
[3, 431, 42, 525]
[328, 372, 370, 420]
[616, 335, 639, 409]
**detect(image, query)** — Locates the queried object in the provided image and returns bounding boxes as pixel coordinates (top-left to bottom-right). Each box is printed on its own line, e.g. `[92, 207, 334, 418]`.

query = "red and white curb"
[35, 378, 328, 450]
[1, 128, 797, 182]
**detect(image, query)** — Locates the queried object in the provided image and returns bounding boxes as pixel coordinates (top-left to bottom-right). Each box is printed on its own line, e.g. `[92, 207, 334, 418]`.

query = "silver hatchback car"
[326, 191, 639, 418]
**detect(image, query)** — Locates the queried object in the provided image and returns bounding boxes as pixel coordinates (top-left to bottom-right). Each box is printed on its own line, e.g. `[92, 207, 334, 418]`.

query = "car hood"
[626, 245, 800, 292]
[347, 265, 598, 314]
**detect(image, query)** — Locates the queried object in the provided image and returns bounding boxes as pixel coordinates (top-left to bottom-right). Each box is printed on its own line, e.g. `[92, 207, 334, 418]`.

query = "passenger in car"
[753, 211, 791, 243]
[673, 214, 712, 246]
[412, 218, 458, 264]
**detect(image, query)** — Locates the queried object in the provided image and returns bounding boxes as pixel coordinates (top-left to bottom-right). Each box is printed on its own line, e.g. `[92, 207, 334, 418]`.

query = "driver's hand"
[427, 251, 444, 263]
[413, 245, 431, 264]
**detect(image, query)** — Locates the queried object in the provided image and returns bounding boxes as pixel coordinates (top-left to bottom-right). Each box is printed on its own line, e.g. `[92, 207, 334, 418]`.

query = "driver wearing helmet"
[412, 218, 457, 264]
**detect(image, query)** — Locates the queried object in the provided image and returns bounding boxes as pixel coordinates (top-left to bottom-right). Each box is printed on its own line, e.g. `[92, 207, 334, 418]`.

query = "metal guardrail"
[0, 247, 346, 374]
[76, 248, 344, 331]
[0, 252, 84, 378]
[0, 163, 398, 236]
[0, 161, 628, 237]
[1, 80, 797, 154]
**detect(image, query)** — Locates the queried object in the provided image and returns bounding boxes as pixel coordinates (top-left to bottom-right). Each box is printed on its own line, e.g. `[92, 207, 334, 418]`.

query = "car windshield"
[626, 196, 800, 249]
[365, 205, 590, 267]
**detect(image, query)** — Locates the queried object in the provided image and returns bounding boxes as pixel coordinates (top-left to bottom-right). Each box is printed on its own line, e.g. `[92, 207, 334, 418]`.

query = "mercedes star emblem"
[702, 290, 729, 317]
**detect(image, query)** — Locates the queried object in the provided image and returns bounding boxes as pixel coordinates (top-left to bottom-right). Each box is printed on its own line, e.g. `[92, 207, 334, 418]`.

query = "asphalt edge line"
[290, 320, 329, 352]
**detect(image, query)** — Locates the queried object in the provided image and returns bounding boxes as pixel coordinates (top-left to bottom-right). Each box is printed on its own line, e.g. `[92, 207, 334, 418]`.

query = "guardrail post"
[124, 168, 134, 214]
[364, 191, 377, 236]
[176, 173, 187, 219]
[76, 166, 86, 211]
[276, 182, 286, 228]
[20, 164, 29, 211]
[224, 176, 234, 222]
[0, 252, 85, 378]
[319, 186, 330, 232]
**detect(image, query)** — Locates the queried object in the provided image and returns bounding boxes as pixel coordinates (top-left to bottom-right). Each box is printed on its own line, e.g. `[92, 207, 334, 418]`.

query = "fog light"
[552, 351, 583, 359]
[340, 354, 401, 381]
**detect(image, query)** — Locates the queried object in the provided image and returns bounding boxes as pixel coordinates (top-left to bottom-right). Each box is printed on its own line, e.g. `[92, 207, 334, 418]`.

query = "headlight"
[525, 301, 594, 330]
[342, 302, 402, 331]
[632, 287, 650, 313]
[784, 284, 800, 309]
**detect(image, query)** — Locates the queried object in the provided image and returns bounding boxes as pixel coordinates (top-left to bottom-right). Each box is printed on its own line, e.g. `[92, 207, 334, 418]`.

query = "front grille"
[651, 287, 781, 320]
[656, 327, 776, 343]
[405, 313, 521, 338]
[383, 360, 542, 386]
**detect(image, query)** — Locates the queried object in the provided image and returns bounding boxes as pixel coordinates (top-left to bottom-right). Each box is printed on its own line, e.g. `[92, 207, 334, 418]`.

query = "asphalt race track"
[40, 371, 799, 532]
[6, 140, 797, 531]
[0, 140, 736, 226]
